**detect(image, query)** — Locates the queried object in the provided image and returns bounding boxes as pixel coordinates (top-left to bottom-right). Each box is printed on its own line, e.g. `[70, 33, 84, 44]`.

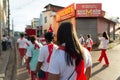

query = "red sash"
[26, 42, 30, 46]
[34, 43, 40, 50]
[59, 46, 86, 80]
[47, 44, 53, 63]
[90, 39, 93, 46]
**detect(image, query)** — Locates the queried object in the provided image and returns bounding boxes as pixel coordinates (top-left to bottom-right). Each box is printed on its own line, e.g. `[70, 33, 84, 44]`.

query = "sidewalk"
[0, 49, 11, 79]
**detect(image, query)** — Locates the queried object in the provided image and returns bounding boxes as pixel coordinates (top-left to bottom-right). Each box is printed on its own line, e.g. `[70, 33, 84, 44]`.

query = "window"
[44, 16, 47, 23]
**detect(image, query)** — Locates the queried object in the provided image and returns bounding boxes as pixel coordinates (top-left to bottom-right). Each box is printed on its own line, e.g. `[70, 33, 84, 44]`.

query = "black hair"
[20, 33, 24, 37]
[27, 36, 31, 41]
[30, 35, 37, 44]
[57, 22, 83, 66]
[87, 34, 91, 38]
[103, 32, 109, 40]
[44, 32, 54, 43]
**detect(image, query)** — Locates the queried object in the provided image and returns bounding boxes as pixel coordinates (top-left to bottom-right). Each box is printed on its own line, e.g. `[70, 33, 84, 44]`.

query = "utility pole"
[0, 2, 2, 55]
[12, 19, 14, 37]
[8, 0, 10, 36]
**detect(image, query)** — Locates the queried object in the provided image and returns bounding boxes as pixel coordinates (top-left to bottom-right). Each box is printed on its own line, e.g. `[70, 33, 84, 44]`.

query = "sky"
[10, 0, 120, 32]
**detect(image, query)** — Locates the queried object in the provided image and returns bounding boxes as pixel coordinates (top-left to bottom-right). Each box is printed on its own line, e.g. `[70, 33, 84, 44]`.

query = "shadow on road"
[91, 65, 108, 77]
[116, 76, 120, 80]
[92, 62, 100, 68]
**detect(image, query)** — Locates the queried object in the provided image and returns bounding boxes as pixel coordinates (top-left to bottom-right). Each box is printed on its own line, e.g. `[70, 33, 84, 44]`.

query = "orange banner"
[76, 3, 102, 17]
[56, 3, 75, 22]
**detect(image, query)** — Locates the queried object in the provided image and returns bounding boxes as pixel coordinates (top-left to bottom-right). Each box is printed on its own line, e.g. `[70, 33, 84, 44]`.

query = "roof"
[44, 3, 64, 8]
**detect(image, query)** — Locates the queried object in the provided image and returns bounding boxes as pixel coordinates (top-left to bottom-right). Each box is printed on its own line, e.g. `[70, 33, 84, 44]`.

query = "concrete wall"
[42, 11, 55, 34]
[97, 18, 116, 40]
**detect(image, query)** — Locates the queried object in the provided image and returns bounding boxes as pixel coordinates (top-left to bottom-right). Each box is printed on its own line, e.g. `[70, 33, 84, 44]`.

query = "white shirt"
[38, 44, 58, 72]
[79, 37, 85, 45]
[48, 47, 92, 80]
[86, 38, 93, 47]
[98, 37, 109, 49]
[17, 38, 28, 48]
[25, 40, 32, 49]
[2, 37, 7, 41]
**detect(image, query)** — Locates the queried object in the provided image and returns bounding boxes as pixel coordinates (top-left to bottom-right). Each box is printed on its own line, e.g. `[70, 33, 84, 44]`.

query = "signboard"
[25, 28, 36, 36]
[56, 3, 75, 22]
[76, 3, 102, 17]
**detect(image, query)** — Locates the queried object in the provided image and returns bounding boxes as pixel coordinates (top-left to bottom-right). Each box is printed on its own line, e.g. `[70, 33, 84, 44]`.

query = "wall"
[97, 18, 116, 40]
[97, 18, 108, 34]
[42, 11, 55, 34]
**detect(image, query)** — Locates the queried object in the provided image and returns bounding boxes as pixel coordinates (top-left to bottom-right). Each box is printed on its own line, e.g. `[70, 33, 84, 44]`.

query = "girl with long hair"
[48, 22, 92, 80]
[98, 32, 109, 66]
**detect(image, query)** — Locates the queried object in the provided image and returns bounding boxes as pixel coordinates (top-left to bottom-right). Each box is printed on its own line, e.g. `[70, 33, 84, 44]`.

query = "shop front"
[54, 3, 116, 44]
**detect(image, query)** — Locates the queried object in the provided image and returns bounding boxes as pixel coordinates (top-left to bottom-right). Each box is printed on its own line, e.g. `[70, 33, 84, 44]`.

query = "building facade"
[0, 0, 8, 53]
[42, 4, 64, 34]
[54, 3, 119, 45]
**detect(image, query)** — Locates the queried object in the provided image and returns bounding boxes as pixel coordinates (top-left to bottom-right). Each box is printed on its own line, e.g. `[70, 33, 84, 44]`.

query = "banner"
[56, 3, 75, 22]
[76, 3, 102, 17]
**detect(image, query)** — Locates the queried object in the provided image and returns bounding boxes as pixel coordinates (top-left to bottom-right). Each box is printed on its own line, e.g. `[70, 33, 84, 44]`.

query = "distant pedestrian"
[98, 32, 109, 66]
[17, 33, 28, 59]
[48, 22, 92, 80]
[36, 32, 58, 80]
[85, 34, 93, 51]
[7, 36, 12, 49]
[26, 35, 43, 80]
[79, 34, 85, 46]
[2, 35, 8, 51]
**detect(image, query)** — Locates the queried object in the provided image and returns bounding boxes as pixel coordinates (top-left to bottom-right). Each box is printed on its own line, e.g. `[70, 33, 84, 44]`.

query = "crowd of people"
[16, 22, 109, 80]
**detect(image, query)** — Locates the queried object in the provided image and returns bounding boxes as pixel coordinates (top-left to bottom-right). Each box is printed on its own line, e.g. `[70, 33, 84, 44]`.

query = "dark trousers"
[2, 41, 7, 51]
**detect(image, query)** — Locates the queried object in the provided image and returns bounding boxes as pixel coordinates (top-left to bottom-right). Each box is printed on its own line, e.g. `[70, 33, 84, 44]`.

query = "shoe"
[103, 64, 109, 67]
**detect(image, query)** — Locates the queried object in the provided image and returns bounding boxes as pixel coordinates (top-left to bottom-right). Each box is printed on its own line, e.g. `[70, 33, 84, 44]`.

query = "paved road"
[91, 44, 120, 80]
[15, 47, 30, 80]
[14, 44, 120, 80]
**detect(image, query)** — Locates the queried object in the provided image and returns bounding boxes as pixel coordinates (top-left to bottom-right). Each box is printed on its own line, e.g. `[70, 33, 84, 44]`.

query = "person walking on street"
[98, 32, 109, 66]
[7, 36, 12, 49]
[26, 35, 43, 80]
[36, 32, 58, 80]
[25, 36, 32, 74]
[48, 22, 92, 80]
[17, 33, 28, 59]
[85, 34, 93, 51]
[2, 35, 8, 51]
[79, 34, 85, 46]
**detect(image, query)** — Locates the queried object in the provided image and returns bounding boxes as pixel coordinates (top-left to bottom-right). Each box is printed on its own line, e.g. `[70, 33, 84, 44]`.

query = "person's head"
[27, 36, 31, 41]
[103, 32, 109, 40]
[57, 22, 83, 66]
[30, 35, 37, 44]
[20, 33, 24, 38]
[87, 34, 91, 38]
[44, 32, 54, 43]
[3, 35, 5, 37]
